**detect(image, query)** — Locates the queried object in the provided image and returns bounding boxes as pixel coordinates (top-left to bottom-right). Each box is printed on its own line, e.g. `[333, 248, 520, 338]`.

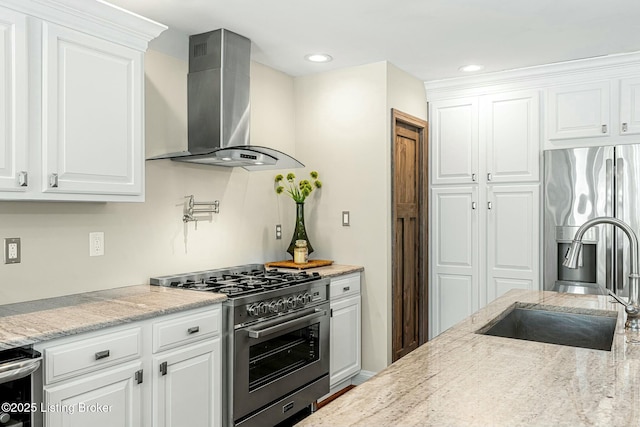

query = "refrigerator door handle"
[616, 157, 625, 291]
[606, 158, 614, 291]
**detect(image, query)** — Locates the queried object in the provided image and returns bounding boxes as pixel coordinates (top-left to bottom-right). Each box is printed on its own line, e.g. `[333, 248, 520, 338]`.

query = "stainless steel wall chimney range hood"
[147, 29, 304, 171]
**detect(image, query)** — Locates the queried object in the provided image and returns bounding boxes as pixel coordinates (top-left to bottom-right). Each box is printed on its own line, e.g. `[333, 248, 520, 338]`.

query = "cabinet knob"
[602, 124, 608, 134]
[49, 173, 59, 188]
[17, 171, 28, 187]
[622, 123, 628, 132]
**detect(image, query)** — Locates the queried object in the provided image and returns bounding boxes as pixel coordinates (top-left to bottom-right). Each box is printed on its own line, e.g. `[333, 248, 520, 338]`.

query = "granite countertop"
[0, 285, 226, 350]
[268, 263, 363, 278]
[297, 289, 640, 426]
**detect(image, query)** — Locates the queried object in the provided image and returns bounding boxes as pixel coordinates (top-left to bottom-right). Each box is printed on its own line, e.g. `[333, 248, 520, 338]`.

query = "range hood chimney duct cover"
[147, 29, 304, 171]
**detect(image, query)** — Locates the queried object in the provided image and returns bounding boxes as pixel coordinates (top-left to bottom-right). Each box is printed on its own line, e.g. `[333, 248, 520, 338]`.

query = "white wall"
[0, 49, 296, 303]
[293, 61, 426, 372]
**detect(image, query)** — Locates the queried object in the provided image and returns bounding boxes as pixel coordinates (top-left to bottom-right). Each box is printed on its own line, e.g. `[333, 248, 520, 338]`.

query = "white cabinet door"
[430, 98, 479, 185]
[44, 361, 143, 427]
[0, 6, 27, 192]
[431, 186, 479, 336]
[153, 339, 221, 427]
[41, 22, 143, 196]
[486, 184, 540, 303]
[482, 90, 539, 183]
[546, 81, 611, 140]
[620, 77, 640, 136]
[330, 294, 361, 387]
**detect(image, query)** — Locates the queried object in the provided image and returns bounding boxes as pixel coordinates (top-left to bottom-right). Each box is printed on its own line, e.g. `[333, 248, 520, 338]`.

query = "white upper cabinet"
[430, 97, 479, 185]
[620, 77, 640, 135]
[42, 22, 143, 196]
[0, 0, 165, 201]
[0, 7, 27, 192]
[546, 81, 611, 140]
[481, 90, 540, 183]
[430, 90, 540, 186]
[546, 76, 640, 146]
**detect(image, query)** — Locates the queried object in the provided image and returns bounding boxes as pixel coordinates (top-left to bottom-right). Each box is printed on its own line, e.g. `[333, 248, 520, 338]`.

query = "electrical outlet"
[4, 238, 21, 264]
[89, 232, 105, 257]
[275, 224, 282, 240]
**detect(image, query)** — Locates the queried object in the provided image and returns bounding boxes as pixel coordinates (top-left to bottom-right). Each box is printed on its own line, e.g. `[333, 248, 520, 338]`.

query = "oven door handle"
[247, 309, 327, 339]
[0, 357, 42, 385]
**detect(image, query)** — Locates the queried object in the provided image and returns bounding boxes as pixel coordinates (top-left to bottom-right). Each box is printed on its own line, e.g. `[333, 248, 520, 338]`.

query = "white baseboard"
[351, 370, 375, 385]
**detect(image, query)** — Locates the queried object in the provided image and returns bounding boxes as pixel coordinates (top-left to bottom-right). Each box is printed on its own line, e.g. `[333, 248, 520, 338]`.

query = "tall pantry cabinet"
[428, 88, 541, 337]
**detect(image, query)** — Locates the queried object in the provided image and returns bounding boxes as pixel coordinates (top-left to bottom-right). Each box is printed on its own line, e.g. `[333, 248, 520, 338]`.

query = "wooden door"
[392, 109, 427, 361]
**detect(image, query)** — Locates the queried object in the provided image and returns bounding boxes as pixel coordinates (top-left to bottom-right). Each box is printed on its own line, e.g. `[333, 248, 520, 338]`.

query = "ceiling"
[107, 0, 640, 82]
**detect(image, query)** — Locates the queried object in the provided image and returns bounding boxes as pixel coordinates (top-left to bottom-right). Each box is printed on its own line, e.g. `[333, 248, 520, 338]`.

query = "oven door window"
[249, 323, 319, 392]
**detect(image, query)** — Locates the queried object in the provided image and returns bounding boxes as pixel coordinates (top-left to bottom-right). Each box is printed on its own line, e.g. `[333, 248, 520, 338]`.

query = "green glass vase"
[287, 202, 315, 258]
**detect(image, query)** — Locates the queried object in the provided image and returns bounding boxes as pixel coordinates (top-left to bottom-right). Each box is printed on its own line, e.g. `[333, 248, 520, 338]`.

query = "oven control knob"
[277, 298, 286, 311]
[268, 301, 279, 313]
[303, 292, 312, 304]
[258, 302, 268, 315]
[247, 304, 257, 316]
[286, 296, 295, 309]
[296, 294, 306, 306]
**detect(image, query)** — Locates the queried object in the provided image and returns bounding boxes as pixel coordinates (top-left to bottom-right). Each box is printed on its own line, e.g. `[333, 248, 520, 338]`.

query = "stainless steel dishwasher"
[0, 347, 42, 427]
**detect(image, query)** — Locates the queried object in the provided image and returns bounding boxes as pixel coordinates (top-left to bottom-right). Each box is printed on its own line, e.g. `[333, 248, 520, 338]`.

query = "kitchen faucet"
[563, 216, 640, 330]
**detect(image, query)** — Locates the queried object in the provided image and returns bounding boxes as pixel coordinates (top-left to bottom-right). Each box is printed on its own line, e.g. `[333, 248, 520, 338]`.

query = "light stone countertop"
[297, 289, 640, 427]
[0, 285, 226, 350]
[267, 264, 363, 278]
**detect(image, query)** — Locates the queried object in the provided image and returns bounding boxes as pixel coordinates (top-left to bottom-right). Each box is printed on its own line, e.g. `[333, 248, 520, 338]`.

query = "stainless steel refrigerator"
[544, 145, 640, 297]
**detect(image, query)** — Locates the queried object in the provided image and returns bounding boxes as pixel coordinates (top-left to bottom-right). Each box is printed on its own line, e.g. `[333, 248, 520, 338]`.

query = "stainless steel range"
[150, 264, 330, 427]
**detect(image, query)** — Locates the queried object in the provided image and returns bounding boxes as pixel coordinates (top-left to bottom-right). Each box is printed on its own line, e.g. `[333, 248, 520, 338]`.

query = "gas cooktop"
[150, 264, 321, 298]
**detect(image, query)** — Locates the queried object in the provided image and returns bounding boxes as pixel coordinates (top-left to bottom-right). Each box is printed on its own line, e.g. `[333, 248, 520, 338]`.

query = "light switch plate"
[275, 224, 282, 240]
[4, 237, 21, 264]
[342, 211, 350, 226]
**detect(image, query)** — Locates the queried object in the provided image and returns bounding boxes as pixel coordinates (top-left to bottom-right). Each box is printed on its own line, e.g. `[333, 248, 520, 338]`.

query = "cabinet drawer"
[153, 307, 221, 353]
[44, 327, 142, 384]
[330, 273, 361, 300]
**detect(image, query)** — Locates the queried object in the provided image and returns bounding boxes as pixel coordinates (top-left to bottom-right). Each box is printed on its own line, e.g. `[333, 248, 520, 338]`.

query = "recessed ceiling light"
[305, 53, 333, 63]
[458, 64, 485, 72]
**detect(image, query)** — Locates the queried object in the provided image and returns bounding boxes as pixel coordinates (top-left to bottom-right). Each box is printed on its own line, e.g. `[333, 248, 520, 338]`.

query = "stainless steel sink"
[477, 302, 618, 351]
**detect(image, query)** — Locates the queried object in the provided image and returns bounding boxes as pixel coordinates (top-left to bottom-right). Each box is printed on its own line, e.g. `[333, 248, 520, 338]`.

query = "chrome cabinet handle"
[602, 124, 608, 134]
[17, 171, 28, 187]
[160, 361, 168, 376]
[135, 369, 143, 384]
[487, 201, 493, 210]
[343, 286, 350, 292]
[487, 173, 492, 181]
[471, 202, 477, 210]
[95, 350, 110, 360]
[471, 173, 476, 182]
[187, 326, 200, 334]
[622, 123, 628, 132]
[49, 173, 58, 188]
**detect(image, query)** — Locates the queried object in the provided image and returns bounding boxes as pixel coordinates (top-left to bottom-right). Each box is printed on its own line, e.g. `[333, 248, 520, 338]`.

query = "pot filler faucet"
[563, 216, 640, 330]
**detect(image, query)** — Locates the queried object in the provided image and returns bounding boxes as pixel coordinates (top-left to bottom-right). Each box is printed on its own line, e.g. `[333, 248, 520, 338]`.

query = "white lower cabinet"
[430, 184, 540, 337]
[37, 304, 221, 427]
[43, 361, 143, 427]
[328, 273, 361, 392]
[153, 340, 220, 427]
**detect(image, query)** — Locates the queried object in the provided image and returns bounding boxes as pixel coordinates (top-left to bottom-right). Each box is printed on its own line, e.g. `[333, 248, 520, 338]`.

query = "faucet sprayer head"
[563, 240, 583, 269]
